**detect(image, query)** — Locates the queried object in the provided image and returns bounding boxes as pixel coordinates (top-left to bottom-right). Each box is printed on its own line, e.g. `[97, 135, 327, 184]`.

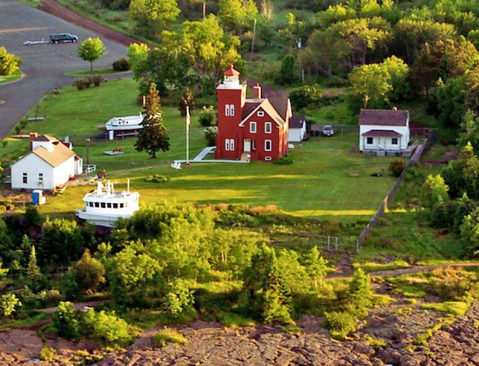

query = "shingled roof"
[359, 109, 409, 126]
[290, 115, 306, 129]
[32, 141, 76, 167]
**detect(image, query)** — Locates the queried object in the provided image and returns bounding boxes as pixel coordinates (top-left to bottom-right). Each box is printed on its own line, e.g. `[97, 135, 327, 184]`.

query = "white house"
[11, 134, 83, 190]
[288, 115, 307, 143]
[359, 108, 410, 155]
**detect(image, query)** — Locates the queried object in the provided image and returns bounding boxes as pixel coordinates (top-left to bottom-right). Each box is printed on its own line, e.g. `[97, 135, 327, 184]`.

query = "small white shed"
[288, 115, 307, 143]
[359, 109, 410, 155]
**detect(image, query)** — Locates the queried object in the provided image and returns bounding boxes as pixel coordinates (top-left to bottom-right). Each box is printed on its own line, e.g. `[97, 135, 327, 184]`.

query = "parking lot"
[0, 0, 129, 139]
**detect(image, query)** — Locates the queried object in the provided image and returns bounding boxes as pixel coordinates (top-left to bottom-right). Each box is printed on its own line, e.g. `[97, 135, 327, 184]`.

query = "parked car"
[49, 33, 79, 44]
[322, 125, 334, 137]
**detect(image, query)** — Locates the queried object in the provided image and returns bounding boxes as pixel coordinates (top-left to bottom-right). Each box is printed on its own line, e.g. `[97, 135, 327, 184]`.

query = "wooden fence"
[355, 132, 437, 252]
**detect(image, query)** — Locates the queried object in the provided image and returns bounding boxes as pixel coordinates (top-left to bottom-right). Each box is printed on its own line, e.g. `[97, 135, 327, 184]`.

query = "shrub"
[289, 84, 323, 110]
[161, 278, 194, 317]
[39, 346, 56, 361]
[74, 78, 92, 90]
[145, 174, 169, 183]
[152, 328, 187, 347]
[112, 58, 130, 71]
[0, 47, 21, 76]
[91, 76, 104, 87]
[204, 126, 218, 146]
[0, 293, 22, 317]
[53, 301, 80, 340]
[273, 157, 293, 165]
[81, 309, 139, 348]
[324, 311, 357, 339]
[199, 106, 216, 127]
[388, 158, 407, 177]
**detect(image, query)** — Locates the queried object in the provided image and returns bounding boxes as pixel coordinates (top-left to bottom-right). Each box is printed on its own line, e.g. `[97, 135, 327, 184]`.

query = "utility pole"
[86, 137, 91, 166]
[251, 18, 257, 59]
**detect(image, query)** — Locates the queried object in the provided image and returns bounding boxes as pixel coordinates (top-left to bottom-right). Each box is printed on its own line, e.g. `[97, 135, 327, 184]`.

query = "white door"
[244, 139, 251, 153]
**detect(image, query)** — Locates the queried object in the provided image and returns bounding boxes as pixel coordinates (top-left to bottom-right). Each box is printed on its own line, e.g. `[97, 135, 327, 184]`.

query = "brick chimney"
[29, 132, 38, 151]
[253, 83, 262, 99]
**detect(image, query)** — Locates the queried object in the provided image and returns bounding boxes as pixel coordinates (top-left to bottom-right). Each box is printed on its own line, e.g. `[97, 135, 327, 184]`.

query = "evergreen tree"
[241, 244, 293, 324]
[135, 83, 170, 158]
[26, 245, 42, 283]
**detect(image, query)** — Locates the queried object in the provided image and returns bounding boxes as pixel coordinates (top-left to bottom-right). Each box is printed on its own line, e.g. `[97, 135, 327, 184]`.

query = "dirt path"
[39, 0, 142, 47]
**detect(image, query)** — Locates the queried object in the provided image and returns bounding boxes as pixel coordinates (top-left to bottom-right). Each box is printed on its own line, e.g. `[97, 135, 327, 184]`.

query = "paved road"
[0, 0, 130, 139]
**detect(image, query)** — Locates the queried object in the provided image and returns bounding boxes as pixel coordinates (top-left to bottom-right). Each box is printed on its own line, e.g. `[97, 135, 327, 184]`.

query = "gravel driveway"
[0, 0, 131, 139]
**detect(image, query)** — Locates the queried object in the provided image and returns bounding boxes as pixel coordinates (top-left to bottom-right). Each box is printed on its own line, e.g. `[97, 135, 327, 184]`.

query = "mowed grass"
[12, 78, 397, 220]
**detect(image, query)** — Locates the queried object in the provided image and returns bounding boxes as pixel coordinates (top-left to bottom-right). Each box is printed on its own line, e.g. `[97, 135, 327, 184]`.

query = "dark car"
[322, 125, 334, 137]
[49, 33, 79, 44]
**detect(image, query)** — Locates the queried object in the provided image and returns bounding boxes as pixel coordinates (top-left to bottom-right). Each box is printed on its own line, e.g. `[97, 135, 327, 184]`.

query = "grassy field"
[4, 78, 399, 220]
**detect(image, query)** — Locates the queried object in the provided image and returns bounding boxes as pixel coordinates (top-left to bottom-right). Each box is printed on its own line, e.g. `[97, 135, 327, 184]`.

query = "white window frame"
[230, 104, 235, 116]
[391, 137, 398, 145]
[366, 137, 373, 145]
[265, 122, 272, 134]
[250, 122, 257, 133]
[230, 139, 235, 151]
[265, 140, 272, 151]
[225, 139, 230, 151]
[258, 111, 264, 117]
[225, 105, 230, 117]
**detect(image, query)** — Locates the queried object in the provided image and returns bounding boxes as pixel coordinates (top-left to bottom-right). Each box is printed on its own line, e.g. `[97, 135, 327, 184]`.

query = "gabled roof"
[32, 141, 76, 167]
[269, 97, 290, 122]
[240, 99, 285, 127]
[359, 109, 409, 126]
[32, 134, 56, 142]
[362, 129, 403, 137]
[290, 115, 306, 129]
[242, 101, 261, 119]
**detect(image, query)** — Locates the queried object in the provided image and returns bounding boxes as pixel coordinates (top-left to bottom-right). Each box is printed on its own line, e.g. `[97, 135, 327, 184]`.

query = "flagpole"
[186, 105, 190, 165]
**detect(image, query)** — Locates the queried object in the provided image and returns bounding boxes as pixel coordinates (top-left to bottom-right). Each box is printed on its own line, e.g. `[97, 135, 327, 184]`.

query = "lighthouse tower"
[215, 65, 247, 160]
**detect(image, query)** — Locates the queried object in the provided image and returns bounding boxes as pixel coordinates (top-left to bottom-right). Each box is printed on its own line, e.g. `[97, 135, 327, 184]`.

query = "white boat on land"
[105, 113, 144, 132]
[76, 180, 140, 227]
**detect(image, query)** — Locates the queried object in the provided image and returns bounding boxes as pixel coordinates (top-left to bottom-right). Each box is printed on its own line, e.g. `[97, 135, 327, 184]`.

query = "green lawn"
[0, 70, 22, 86]
[9, 78, 398, 220]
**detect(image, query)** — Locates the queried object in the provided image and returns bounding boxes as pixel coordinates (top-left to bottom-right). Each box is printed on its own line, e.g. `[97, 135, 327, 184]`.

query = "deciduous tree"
[77, 38, 107, 72]
[129, 0, 180, 37]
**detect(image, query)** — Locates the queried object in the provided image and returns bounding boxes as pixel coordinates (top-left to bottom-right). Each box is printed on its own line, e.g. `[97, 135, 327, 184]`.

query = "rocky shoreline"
[1, 300, 478, 366]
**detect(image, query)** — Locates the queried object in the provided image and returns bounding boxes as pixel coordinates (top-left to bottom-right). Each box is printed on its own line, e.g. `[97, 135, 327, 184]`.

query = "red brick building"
[215, 66, 291, 162]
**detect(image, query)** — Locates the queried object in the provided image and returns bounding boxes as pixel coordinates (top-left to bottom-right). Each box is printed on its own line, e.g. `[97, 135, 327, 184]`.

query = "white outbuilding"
[11, 134, 83, 190]
[359, 108, 410, 155]
[288, 115, 307, 143]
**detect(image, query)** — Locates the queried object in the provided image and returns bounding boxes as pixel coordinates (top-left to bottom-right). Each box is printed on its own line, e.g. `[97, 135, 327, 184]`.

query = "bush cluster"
[74, 76, 104, 90]
[112, 58, 131, 71]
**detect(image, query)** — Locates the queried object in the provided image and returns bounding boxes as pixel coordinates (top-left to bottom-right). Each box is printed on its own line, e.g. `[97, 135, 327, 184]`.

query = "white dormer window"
[265, 122, 272, 134]
[250, 122, 257, 133]
[225, 105, 230, 117]
[258, 111, 264, 117]
[230, 104, 235, 116]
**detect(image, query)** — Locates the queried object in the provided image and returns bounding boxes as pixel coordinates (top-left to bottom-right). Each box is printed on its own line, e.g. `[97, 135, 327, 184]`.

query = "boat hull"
[76, 210, 133, 227]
